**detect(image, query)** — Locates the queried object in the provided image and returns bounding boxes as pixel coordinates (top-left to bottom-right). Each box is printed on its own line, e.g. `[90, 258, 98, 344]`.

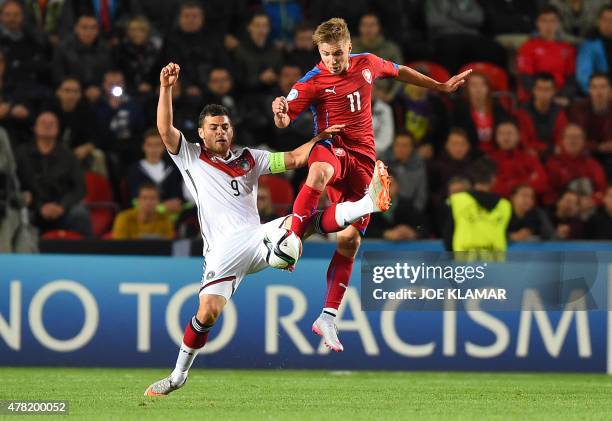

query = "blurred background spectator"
[576, 5, 612, 94]
[125, 128, 184, 216]
[517, 5, 576, 104]
[545, 123, 607, 204]
[52, 14, 111, 102]
[383, 132, 428, 214]
[516, 72, 568, 157]
[16, 111, 92, 238]
[111, 182, 174, 239]
[489, 120, 550, 198]
[425, 0, 507, 73]
[508, 184, 555, 241]
[585, 185, 612, 239]
[452, 72, 510, 154]
[548, 190, 583, 239]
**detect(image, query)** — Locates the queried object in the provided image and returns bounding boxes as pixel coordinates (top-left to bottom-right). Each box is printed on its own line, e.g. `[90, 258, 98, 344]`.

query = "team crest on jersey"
[333, 148, 346, 157]
[200, 149, 255, 177]
[287, 89, 298, 101]
[362, 69, 372, 84]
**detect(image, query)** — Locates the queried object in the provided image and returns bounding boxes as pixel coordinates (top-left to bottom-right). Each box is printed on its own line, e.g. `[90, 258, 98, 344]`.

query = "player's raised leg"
[144, 294, 225, 396]
[290, 143, 340, 238]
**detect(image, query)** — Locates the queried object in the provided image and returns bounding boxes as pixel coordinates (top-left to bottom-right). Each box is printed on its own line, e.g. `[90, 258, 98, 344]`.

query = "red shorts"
[308, 137, 375, 234]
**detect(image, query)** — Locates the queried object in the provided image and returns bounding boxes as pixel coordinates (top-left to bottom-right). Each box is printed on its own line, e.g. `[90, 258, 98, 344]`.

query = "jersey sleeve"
[286, 79, 316, 121]
[167, 131, 202, 171]
[249, 148, 272, 176]
[369, 53, 399, 80]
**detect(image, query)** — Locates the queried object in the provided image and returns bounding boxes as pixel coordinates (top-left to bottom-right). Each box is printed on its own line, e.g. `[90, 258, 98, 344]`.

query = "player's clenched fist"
[272, 96, 288, 117]
[160, 63, 180, 87]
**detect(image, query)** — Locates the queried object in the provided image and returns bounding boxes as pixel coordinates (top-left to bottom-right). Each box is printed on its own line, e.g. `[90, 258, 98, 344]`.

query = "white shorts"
[198, 216, 289, 301]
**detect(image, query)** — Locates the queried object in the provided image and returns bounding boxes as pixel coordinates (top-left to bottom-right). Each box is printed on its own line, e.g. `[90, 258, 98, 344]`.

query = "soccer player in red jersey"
[272, 18, 471, 352]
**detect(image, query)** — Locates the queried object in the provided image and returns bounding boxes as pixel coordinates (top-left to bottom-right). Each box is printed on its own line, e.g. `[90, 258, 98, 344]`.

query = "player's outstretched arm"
[157, 63, 182, 154]
[272, 96, 291, 128]
[282, 124, 345, 170]
[396, 65, 472, 94]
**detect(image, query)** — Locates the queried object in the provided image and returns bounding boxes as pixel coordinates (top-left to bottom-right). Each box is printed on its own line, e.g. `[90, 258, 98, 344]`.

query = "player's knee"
[196, 296, 225, 326]
[336, 231, 361, 255]
[306, 162, 334, 189]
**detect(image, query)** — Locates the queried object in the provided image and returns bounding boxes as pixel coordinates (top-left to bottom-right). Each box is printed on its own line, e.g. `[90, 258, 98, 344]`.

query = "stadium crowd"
[1, 0, 612, 250]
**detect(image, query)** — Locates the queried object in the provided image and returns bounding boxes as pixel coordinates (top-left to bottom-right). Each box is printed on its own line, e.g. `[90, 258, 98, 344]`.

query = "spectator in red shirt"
[569, 72, 612, 179]
[517, 5, 576, 104]
[452, 72, 510, 154]
[545, 123, 608, 204]
[516, 72, 568, 158]
[489, 120, 550, 199]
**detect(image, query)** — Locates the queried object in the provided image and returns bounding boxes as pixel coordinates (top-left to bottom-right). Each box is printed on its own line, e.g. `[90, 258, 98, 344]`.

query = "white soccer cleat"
[368, 160, 391, 212]
[312, 315, 344, 352]
[144, 375, 187, 397]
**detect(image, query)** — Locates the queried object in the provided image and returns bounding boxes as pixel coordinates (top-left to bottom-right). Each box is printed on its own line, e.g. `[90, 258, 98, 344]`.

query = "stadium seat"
[41, 230, 85, 240]
[84, 172, 118, 238]
[260, 175, 294, 216]
[406, 61, 450, 83]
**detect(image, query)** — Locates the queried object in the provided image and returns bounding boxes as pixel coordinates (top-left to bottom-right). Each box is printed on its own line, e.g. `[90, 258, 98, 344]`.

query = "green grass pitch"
[1, 368, 612, 420]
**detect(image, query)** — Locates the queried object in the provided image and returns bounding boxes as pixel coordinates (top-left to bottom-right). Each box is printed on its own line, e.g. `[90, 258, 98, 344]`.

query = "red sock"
[291, 184, 322, 238]
[324, 251, 355, 309]
[318, 204, 343, 233]
[182, 316, 210, 349]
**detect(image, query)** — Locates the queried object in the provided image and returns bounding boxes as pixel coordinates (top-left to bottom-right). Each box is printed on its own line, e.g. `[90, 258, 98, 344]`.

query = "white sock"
[334, 195, 374, 227]
[170, 343, 198, 384]
[322, 307, 338, 319]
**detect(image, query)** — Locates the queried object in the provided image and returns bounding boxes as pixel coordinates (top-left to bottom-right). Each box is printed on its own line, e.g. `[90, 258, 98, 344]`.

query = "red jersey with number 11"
[286, 53, 399, 163]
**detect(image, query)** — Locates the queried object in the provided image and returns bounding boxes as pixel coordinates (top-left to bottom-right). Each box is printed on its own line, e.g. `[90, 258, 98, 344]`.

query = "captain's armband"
[269, 152, 286, 174]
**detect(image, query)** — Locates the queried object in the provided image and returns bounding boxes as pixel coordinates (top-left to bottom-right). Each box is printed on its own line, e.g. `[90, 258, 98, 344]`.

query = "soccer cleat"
[369, 160, 391, 212]
[312, 315, 344, 352]
[144, 375, 187, 397]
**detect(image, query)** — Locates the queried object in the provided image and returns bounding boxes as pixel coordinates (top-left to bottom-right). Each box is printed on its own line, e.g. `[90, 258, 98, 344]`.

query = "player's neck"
[205, 147, 232, 160]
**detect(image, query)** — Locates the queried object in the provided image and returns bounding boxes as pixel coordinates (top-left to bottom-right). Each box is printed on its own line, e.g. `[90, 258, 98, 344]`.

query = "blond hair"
[312, 18, 350, 45]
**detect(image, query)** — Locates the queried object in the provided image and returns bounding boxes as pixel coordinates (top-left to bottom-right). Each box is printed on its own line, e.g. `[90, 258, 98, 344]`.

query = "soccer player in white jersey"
[144, 63, 390, 396]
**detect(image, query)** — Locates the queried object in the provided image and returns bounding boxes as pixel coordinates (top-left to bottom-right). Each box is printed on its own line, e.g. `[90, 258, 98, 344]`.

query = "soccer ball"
[263, 227, 302, 269]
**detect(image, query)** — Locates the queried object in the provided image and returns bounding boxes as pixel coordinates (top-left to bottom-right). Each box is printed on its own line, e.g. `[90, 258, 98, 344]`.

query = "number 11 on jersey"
[346, 91, 361, 112]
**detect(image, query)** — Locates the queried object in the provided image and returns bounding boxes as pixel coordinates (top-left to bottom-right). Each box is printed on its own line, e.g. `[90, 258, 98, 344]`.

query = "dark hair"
[0, 0, 22, 13]
[468, 158, 497, 185]
[180, 1, 203, 13]
[599, 4, 612, 19]
[394, 131, 415, 145]
[198, 104, 232, 128]
[448, 127, 469, 141]
[589, 71, 610, 85]
[294, 21, 314, 35]
[533, 72, 555, 85]
[138, 182, 159, 194]
[360, 13, 380, 24]
[143, 127, 160, 140]
[511, 184, 534, 197]
[57, 76, 82, 90]
[538, 5, 560, 18]
[248, 10, 270, 25]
